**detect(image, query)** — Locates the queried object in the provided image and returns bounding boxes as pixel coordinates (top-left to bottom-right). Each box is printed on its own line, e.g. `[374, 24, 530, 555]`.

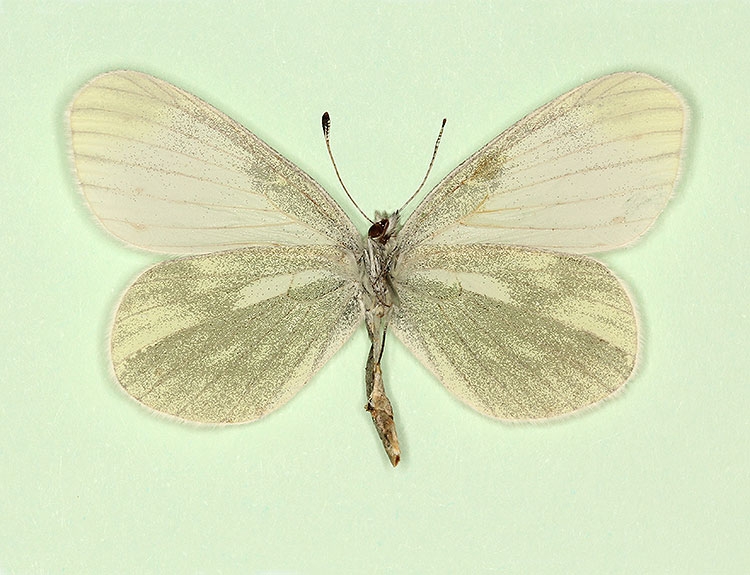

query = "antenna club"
[322, 112, 331, 135]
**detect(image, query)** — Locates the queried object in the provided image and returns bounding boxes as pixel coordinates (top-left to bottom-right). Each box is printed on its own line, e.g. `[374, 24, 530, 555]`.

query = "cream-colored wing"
[397, 73, 687, 255]
[391, 244, 636, 420]
[68, 70, 360, 254]
[111, 245, 361, 423]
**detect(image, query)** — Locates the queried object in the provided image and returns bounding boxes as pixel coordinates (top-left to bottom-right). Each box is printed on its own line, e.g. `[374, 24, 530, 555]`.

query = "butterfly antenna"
[322, 112, 373, 224]
[397, 117, 447, 213]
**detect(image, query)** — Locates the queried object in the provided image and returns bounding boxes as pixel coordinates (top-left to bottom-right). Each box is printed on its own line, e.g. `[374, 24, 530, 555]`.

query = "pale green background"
[1, 1, 748, 574]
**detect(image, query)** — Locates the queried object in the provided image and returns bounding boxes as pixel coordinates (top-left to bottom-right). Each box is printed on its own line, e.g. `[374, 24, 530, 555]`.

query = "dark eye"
[368, 219, 389, 239]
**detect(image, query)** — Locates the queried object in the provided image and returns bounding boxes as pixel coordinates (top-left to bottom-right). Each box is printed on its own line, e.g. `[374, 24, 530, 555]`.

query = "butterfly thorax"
[362, 212, 400, 324]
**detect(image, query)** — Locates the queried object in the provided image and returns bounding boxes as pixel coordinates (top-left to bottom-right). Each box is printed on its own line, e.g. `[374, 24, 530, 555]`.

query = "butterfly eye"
[367, 218, 389, 241]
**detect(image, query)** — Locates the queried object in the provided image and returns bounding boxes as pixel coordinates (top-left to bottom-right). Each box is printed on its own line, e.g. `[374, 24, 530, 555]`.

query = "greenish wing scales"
[111, 245, 362, 423]
[391, 245, 637, 420]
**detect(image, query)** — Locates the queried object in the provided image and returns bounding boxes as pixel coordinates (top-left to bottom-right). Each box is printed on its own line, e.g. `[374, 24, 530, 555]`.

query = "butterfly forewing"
[397, 72, 686, 255]
[68, 70, 361, 254]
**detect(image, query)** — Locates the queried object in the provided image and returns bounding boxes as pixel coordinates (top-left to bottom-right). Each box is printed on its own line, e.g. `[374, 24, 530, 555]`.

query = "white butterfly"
[67, 71, 687, 466]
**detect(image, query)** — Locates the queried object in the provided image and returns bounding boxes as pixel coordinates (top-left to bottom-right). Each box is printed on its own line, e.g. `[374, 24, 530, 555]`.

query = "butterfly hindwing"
[111, 246, 362, 423]
[391, 244, 637, 420]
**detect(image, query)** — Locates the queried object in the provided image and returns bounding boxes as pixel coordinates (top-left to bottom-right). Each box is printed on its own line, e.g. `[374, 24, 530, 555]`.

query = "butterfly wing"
[397, 72, 687, 255]
[392, 72, 687, 419]
[112, 246, 361, 423]
[68, 70, 361, 254]
[67, 71, 364, 423]
[391, 244, 636, 419]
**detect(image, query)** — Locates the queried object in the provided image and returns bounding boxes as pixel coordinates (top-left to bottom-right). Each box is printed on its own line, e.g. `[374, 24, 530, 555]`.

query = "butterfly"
[67, 71, 687, 466]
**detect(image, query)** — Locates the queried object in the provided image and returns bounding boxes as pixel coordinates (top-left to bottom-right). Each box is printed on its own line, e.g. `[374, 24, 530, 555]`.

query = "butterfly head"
[368, 211, 400, 245]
